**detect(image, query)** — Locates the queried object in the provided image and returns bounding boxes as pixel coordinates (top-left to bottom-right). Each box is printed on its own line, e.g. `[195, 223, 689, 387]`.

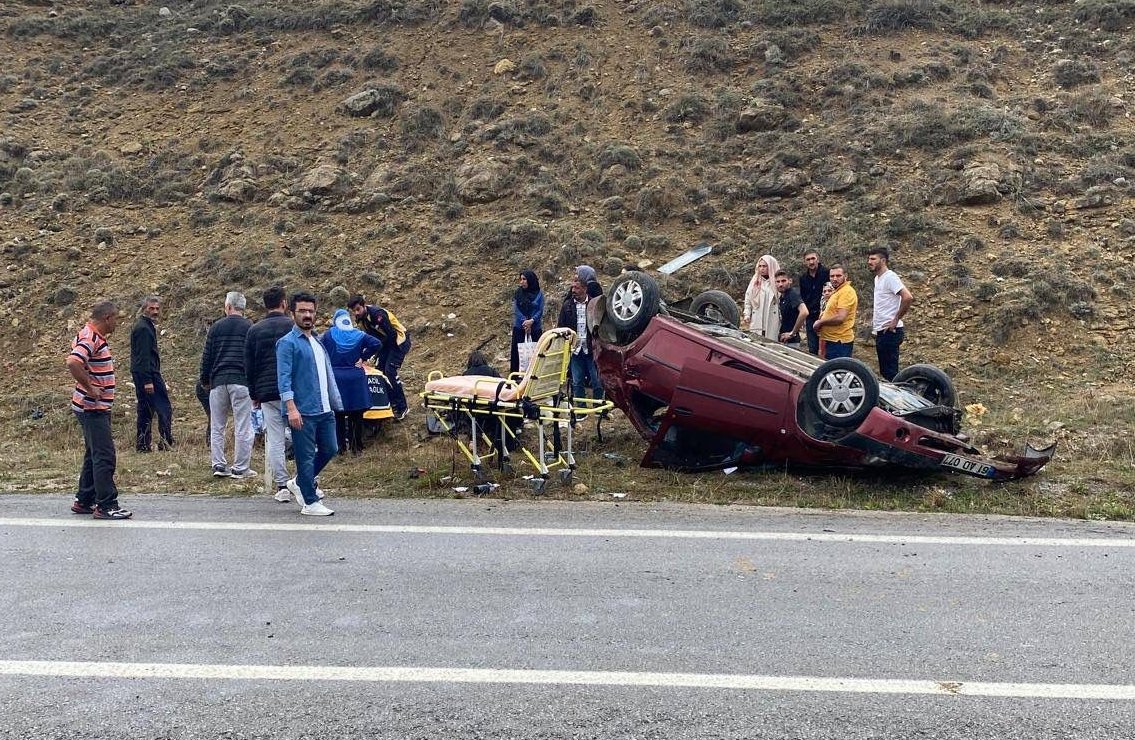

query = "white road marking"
[0, 517, 1132, 548]
[0, 660, 1132, 700]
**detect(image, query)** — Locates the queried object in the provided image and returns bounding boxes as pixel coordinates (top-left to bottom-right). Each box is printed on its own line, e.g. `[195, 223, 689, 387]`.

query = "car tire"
[892, 364, 956, 408]
[690, 290, 741, 328]
[608, 271, 661, 342]
[803, 358, 880, 428]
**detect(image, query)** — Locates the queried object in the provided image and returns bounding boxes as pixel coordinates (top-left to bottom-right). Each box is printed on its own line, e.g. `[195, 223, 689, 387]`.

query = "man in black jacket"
[129, 295, 174, 452]
[347, 294, 412, 421]
[245, 286, 295, 502]
[798, 250, 831, 355]
[200, 291, 254, 479]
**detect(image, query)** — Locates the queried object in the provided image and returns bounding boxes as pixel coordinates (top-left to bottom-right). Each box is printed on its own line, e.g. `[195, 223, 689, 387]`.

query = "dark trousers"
[875, 327, 905, 381]
[75, 410, 119, 510]
[805, 317, 821, 355]
[133, 371, 173, 451]
[335, 410, 365, 454]
[378, 339, 411, 414]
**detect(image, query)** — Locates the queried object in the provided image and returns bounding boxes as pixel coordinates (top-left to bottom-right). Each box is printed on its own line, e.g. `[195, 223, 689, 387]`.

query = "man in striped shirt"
[66, 300, 132, 520]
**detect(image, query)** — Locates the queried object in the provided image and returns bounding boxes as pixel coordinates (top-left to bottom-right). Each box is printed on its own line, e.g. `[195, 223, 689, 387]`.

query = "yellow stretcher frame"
[420, 327, 614, 492]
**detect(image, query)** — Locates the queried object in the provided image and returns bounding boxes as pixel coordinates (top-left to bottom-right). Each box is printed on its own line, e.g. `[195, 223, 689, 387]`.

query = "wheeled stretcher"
[420, 328, 614, 492]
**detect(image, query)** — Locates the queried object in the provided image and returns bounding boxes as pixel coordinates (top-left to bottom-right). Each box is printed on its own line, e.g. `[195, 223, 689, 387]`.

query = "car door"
[644, 358, 790, 470]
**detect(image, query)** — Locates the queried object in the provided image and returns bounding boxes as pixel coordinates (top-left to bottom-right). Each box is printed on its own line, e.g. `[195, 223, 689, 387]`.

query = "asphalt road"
[1, 493, 1133, 739]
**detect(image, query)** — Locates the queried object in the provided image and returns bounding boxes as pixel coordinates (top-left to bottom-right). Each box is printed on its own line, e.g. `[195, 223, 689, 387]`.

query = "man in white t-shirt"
[868, 247, 913, 381]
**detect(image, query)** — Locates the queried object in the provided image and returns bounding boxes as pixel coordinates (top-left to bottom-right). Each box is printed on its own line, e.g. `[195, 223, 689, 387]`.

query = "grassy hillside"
[1, 0, 1133, 516]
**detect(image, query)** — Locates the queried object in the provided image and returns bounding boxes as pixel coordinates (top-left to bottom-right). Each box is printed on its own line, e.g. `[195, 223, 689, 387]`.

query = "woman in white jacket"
[742, 254, 781, 339]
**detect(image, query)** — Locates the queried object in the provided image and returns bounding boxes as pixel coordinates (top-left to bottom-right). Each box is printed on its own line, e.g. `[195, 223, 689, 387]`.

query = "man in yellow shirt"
[812, 264, 858, 359]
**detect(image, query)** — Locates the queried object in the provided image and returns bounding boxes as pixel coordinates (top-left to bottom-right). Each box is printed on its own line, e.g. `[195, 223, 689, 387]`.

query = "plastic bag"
[517, 333, 538, 372]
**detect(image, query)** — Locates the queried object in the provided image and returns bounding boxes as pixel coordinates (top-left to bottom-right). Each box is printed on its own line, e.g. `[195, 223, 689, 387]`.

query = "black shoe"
[93, 506, 133, 520]
[394, 408, 409, 422]
[136, 447, 152, 453]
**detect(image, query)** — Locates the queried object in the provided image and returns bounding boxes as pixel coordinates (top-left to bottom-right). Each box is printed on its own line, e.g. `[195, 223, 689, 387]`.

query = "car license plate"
[940, 453, 995, 478]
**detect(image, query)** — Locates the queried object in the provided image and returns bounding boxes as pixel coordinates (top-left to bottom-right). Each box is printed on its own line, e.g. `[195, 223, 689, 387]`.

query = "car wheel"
[803, 358, 880, 428]
[892, 364, 956, 408]
[608, 271, 661, 341]
[690, 290, 740, 328]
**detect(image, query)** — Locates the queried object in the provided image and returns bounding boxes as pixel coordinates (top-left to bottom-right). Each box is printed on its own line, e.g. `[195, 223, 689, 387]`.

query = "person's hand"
[287, 408, 303, 430]
[812, 319, 821, 331]
[143, 383, 154, 394]
[778, 333, 790, 342]
[522, 318, 533, 331]
[252, 400, 261, 409]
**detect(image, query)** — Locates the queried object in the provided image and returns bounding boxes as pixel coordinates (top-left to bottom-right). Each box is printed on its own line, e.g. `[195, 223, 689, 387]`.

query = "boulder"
[297, 164, 347, 196]
[736, 100, 787, 133]
[754, 169, 808, 197]
[454, 158, 511, 203]
[215, 178, 257, 203]
[958, 162, 1004, 205]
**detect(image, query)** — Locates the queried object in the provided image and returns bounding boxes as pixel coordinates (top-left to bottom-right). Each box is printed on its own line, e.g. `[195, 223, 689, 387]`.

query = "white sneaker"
[273, 488, 292, 503]
[286, 477, 324, 500]
[230, 468, 258, 480]
[300, 501, 335, 516]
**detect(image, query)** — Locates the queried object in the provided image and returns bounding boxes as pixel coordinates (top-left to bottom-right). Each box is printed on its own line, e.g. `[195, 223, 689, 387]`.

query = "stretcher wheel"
[473, 468, 490, 484]
[558, 469, 573, 486]
[501, 461, 514, 475]
[531, 478, 547, 494]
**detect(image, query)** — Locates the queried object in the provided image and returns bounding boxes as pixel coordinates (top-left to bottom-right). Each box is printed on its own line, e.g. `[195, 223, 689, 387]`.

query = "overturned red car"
[589, 271, 1054, 480]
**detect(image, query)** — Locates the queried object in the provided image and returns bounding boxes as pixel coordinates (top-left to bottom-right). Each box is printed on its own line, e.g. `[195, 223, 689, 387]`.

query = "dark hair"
[866, 246, 890, 261]
[91, 300, 119, 320]
[263, 286, 286, 310]
[774, 269, 789, 278]
[347, 294, 366, 309]
[466, 350, 491, 369]
[289, 291, 318, 311]
[804, 250, 820, 259]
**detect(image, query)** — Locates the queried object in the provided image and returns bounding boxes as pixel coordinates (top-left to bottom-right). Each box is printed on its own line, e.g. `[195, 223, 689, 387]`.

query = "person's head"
[262, 285, 287, 311]
[829, 265, 847, 289]
[866, 246, 890, 275]
[347, 294, 367, 319]
[466, 350, 491, 370]
[571, 265, 596, 301]
[803, 251, 820, 273]
[758, 257, 771, 278]
[224, 291, 246, 314]
[519, 269, 540, 295]
[90, 300, 122, 335]
[821, 281, 834, 300]
[774, 270, 792, 294]
[290, 291, 318, 332]
[138, 295, 160, 322]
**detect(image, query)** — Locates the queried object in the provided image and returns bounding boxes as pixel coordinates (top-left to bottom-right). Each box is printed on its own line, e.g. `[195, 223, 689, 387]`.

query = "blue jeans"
[133, 371, 173, 451]
[823, 340, 854, 359]
[291, 411, 337, 505]
[570, 352, 604, 401]
[875, 327, 905, 381]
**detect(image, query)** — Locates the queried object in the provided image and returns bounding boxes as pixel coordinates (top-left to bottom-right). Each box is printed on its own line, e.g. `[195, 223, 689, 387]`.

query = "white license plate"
[940, 453, 995, 478]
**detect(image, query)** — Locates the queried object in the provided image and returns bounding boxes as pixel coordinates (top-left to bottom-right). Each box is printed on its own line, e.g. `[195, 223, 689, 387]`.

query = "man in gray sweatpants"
[200, 291, 255, 479]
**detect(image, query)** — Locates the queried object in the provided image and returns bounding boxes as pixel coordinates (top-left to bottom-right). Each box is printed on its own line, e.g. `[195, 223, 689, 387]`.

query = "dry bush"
[683, 36, 735, 74]
[757, 0, 853, 27]
[1072, 0, 1135, 31]
[1053, 58, 1101, 89]
[862, 0, 948, 34]
[663, 94, 710, 123]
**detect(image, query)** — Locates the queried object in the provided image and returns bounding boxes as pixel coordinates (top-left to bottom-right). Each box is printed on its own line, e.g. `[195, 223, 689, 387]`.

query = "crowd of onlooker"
[64, 249, 911, 521]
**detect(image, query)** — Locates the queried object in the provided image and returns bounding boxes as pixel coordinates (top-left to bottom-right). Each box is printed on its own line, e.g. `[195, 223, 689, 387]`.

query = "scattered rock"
[215, 178, 257, 203]
[296, 164, 347, 197]
[754, 169, 808, 197]
[454, 158, 511, 203]
[736, 100, 787, 133]
[493, 59, 516, 75]
[120, 142, 143, 156]
[815, 168, 858, 193]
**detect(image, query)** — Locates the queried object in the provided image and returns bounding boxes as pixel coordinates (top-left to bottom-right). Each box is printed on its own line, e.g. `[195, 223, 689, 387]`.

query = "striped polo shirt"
[70, 322, 115, 412]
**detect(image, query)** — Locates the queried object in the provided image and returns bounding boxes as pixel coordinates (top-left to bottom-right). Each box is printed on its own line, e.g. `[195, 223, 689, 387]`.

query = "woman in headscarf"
[320, 308, 382, 455]
[510, 269, 544, 374]
[742, 254, 781, 340]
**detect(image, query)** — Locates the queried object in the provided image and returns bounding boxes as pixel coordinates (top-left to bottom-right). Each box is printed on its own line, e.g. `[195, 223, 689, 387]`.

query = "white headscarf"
[743, 254, 781, 338]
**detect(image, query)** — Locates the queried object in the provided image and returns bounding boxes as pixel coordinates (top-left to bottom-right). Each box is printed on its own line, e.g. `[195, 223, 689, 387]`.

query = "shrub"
[468, 97, 506, 121]
[683, 36, 735, 74]
[313, 66, 355, 91]
[685, 0, 745, 28]
[361, 46, 399, 72]
[519, 54, 547, 81]
[598, 143, 641, 170]
[757, 0, 851, 26]
[862, 0, 952, 34]
[1072, 0, 1135, 31]
[1053, 59, 1100, 89]
[635, 183, 680, 223]
[663, 94, 710, 123]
